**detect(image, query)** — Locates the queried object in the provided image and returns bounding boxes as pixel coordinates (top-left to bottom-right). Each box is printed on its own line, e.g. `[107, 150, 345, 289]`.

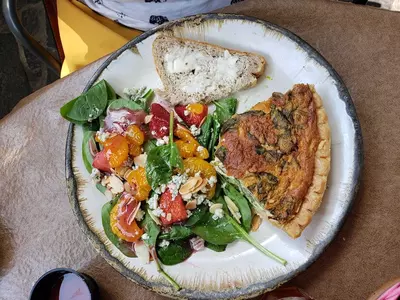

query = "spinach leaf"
[185, 205, 208, 226]
[140, 208, 160, 247]
[123, 87, 154, 112]
[225, 214, 287, 265]
[101, 197, 136, 257]
[143, 139, 157, 154]
[191, 212, 239, 245]
[82, 130, 95, 173]
[60, 80, 109, 124]
[146, 112, 183, 189]
[169, 111, 183, 170]
[157, 241, 192, 266]
[222, 182, 252, 232]
[197, 115, 213, 148]
[83, 118, 100, 131]
[213, 97, 237, 124]
[159, 226, 192, 241]
[96, 183, 106, 194]
[205, 242, 227, 252]
[208, 98, 238, 158]
[208, 118, 220, 158]
[105, 80, 116, 99]
[146, 145, 173, 189]
[107, 98, 143, 111]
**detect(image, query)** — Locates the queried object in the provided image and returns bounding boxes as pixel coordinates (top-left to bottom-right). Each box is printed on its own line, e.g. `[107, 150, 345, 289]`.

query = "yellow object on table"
[56, 0, 142, 77]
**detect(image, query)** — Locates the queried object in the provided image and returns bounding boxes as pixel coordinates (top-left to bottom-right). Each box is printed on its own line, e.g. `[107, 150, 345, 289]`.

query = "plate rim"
[65, 13, 363, 299]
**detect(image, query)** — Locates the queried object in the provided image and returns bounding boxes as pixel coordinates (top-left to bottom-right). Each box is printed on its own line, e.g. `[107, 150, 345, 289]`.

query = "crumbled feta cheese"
[96, 130, 111, 143]
[190, 125, 201, 136]
[152, 207, 166, 217]
[208, 176, 217, 187]
[141, 233, 149, 240]
[171, 173, 188, 190]
[123, 86, 148, 101]
[135, 208, 145, 221]
[105, 149, 112, 160]
[190, 237, 205, 251]
[184, 109, 190, 116]
[194, 194, 206, 205]
[168, 183, 178, 200]
[166, 213, 172, 222]
[156, 139, 166, 146]
[182, 193, 192, 201]
[221, 182, 227, 188]
[147, 193, 159, 210]
[132, 165, 139, 170]
[186, 210, 192, 217]
[194, 171, 202, 178]
[90, 168, 101, 183]
[212, 208, 224, 220]
[162, 136, 169, 144]
[161, 126, 168, 131]
[204, 199, 212, 207]
[154, 184, 166, 194]
[197, 145, 205, 152]
[151, 131, 156, 136]
[200, 186, 208, 193]
[159, 240, 170, 248]
[144, 114, 153, 124]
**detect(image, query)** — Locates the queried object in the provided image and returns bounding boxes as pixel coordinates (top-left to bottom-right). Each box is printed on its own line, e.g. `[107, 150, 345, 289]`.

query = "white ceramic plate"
[66, 14, 362, 299]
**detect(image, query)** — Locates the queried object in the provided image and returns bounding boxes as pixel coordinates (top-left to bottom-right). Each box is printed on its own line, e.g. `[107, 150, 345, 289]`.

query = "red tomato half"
[159, 189, 188, 226]
[92, 149, 111, 172]
[175, 104, 208, 127]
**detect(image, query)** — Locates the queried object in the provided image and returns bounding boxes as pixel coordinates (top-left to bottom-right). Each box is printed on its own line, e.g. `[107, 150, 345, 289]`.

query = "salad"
[61, 79, 286, 289]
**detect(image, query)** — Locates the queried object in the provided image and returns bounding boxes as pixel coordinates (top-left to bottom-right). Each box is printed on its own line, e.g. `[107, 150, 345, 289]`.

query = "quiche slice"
[214, 84, 331, 238]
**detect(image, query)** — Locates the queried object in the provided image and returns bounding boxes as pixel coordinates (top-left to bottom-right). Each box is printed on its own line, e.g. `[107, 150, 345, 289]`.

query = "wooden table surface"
[1, 0, 400, 299]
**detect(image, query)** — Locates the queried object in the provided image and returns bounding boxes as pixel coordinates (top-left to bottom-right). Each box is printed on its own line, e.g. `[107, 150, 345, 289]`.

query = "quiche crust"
[271, 88, 331, 238]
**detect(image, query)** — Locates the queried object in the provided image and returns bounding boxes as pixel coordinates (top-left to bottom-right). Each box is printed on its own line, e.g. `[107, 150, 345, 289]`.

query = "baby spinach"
[146, 145, 174, 189]
[146, 112, 183, 189]
[208, 98, 238, 158]
[60, 80, 110, 124]
[107, 98, 143, 111]
[185, 205, 208, 226]
[225, 214, 287, 265]
[192, 197, 287, 265]
[140, 208, 160, 247]
[213, 97, 237, 123]
[157, 240, 192, 266]
[96, 183, 106, 194]
[222, 182, 252, 232]
[101, 196, 136, 257]
[82, 130, 96, 173]
[205, 242, 227, 252]
[197, 115, 213, 148]
[143, 139, 157, 154]
[192, 212, 239, 245]
[158, 225, 192, 241]
[151, 248, 181, 290]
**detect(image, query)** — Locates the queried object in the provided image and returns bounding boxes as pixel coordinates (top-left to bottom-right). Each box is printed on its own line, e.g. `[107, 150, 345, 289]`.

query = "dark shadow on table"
[0, 218, 16, 276]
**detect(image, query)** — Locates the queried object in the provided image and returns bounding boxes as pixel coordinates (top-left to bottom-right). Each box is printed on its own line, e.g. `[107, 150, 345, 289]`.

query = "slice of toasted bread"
[152, 35, 266, 105]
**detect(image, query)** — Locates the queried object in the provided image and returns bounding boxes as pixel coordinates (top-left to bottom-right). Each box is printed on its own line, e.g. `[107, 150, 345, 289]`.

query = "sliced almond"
[115, 166, 130, 179]
[144, 114, 153, 124]
[192, 178, 208, 194]
[179, 177, 202, 195]
[108, 175, 124, 194]
[251, 215, 262, 232]
[224, 196, 239, 212]
[185, 200, 197, 210]
[147, 209, 161, 225]
[124, 169, 134, 181]
[134, 153, 147, 168]
[209, 203, 223, 214]
[124, 182, 132, 193]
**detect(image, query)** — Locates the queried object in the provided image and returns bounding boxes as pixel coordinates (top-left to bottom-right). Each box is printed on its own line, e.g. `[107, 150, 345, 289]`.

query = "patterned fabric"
[80, 0, 242, 31]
